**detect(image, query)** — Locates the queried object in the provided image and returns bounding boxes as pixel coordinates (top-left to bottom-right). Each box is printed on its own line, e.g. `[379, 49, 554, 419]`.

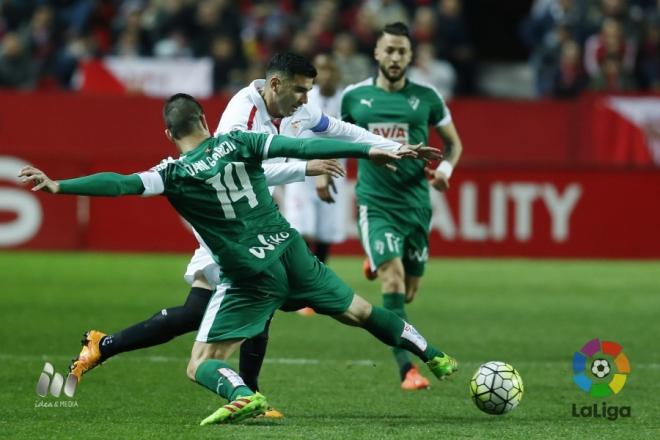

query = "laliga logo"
[571, 338, 631, 420]
[573, 338, 630, 396]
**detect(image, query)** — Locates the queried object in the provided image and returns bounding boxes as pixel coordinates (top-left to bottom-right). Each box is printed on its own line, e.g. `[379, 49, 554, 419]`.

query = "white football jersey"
[215, 79, 399, 152]
[283, 85, 348, 243]
[216, 79, 329, 149]
[185, 79, 399, 287]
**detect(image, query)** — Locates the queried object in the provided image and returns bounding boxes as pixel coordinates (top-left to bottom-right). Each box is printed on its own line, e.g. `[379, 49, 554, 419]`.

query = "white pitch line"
[1, 353, 658, 369]
[0, 353, 376, 366]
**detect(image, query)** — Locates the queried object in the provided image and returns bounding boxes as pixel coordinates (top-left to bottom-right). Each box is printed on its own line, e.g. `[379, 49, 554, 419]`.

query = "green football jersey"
[151, 131, 298, 281]
[341, 78, 451, 209]
[150, 130, 370, 281]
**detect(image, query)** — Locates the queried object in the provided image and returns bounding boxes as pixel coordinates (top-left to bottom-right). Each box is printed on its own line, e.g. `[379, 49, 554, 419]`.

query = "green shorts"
[196, 235, 354, 342]
[357, 204, 431, 277]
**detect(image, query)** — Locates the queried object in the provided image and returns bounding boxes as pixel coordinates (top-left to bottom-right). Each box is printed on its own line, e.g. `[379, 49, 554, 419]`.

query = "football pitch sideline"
[1, 252, 658, 439]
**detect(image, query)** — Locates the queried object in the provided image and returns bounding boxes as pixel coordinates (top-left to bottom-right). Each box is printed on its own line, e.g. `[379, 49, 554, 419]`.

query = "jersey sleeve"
[322, 117, 400, 151]
[231, 129, 370, 161]
[428, 87, 452, 127]
[215, 94, 250, 135]
[267, 135, 370, 159]
[136, 170, 164, 196]
[137, 157, 177, 196]
[58, 173, 145, 196]
[263, 161, 306, 186]
[300, 103, 330, 133]
[229, 130, 274, 161]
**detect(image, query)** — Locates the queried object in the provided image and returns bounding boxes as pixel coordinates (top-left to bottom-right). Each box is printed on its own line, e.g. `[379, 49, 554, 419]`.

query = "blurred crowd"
[522, 0, 659, 97]
[0, 0, 657, 98]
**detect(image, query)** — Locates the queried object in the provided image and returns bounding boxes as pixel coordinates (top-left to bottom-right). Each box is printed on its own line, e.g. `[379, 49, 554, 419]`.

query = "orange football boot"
[362, 258, 378, 281]
[68, 330, 106, 381]
[400, 365, 430, 391]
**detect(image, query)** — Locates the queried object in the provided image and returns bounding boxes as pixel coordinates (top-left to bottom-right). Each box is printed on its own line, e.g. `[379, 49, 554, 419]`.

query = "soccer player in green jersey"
[341, 22, 464, 391]
[20, 94, 457, 425]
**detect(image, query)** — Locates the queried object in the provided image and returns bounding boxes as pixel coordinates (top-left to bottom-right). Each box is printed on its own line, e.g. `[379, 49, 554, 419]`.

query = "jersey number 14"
[205, 162, 258, 218]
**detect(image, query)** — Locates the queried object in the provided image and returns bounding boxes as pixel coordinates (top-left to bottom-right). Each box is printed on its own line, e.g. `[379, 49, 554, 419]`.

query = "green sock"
[194, 359, 254, 401]
[383, 293, 413, 376]
[364, 306, 443, 363]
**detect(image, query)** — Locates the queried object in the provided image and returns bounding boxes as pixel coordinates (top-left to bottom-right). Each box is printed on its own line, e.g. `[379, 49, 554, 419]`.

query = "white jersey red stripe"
[246, 105, 257, 130]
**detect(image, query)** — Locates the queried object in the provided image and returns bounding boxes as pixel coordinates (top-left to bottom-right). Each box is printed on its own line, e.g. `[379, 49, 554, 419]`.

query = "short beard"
[379, 63, 406, 83]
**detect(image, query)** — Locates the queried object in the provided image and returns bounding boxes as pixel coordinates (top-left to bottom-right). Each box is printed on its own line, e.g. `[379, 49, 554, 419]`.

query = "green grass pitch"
[1, 252, 659, 439]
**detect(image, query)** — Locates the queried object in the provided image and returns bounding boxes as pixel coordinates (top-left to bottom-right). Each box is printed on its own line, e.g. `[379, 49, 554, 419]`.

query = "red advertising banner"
[1, 91, 657, 168]
[2, 157, 659, 258]
[2, 91, 658, 258]
[419, 169, 660, 258]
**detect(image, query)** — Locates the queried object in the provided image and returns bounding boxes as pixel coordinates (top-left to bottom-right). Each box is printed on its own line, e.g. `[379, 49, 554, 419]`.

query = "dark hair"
[378, 22, 411, 40]
[163, 93, 204, 140]
[266, 52, 317, 79]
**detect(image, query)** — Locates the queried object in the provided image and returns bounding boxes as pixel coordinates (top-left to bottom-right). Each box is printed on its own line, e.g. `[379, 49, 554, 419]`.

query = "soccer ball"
[470, 361, 524, 415]
[591, 359, 611, 378]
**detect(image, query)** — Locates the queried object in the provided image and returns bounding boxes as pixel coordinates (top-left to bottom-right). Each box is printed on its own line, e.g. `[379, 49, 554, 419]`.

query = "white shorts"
[283, 175, 347, 244]
[184, 246, 222, 287]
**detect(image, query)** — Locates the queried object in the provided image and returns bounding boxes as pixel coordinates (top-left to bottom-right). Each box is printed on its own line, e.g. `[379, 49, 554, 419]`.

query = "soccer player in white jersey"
[283, 54, 347, 267]
[66, 54, 438, 416]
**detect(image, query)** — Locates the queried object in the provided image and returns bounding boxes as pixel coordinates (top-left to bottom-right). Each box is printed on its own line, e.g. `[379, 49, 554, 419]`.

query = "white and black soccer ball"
[591, 359, 611, 378]
[470, 361, 524, 415]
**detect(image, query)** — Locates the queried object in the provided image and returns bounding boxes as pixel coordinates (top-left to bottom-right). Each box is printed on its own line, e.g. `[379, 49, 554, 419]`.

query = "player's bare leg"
[378, 259, 406, 293]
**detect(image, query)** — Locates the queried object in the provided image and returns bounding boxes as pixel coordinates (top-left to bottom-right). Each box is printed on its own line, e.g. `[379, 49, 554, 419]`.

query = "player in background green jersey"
[20, 94, 457, 425]
[341, 22, 464, 391]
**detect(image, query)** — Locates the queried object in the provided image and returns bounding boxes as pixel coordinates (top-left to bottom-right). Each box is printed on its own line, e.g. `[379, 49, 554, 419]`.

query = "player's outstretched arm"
[401, 143, 444, 161]
[266, 135, 419, 162]
[262, 160, 345, 187]
[18, 166, 61, 193]
[368, 147, 416, 171]
[19, 166, 145, 196]
[263, 135, 417, 173]
[320, 117, 400, 151]
[321, 118, 443, 161]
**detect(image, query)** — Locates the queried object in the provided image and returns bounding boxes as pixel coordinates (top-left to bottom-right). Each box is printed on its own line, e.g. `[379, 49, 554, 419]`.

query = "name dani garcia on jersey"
[181, 141, 238, 176]
[150, 141, 239, 177]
